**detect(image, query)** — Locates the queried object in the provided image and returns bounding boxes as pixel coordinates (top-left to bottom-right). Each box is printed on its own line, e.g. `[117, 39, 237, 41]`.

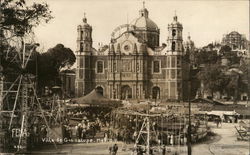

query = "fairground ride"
[0, 34, 61, 153]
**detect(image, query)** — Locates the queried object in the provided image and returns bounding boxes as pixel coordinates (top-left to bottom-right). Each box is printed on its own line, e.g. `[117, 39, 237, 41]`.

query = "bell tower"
[168, 14, 183, 53]
[75, 13, 93, 97]
[166, 14, 184, 100]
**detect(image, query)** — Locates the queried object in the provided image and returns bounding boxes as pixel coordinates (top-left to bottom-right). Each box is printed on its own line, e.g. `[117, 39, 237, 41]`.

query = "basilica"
[75, 5, 194, 101]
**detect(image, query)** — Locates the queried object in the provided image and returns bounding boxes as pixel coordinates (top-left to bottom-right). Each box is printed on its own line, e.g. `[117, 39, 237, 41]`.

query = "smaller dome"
[229, 31, 240, 35]
[185, 35, 194, 45]
[78, 13, 91, 28]
[169, 15, 182, 27]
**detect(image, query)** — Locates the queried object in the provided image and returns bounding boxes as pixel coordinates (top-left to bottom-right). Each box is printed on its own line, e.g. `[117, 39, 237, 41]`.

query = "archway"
[152, 86, 160, 99]
[121, 85, 132, 100]
[96, 86, 104, 96]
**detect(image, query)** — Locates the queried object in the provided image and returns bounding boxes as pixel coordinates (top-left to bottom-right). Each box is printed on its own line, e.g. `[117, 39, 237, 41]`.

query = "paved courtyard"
[28, 123, 249, 155]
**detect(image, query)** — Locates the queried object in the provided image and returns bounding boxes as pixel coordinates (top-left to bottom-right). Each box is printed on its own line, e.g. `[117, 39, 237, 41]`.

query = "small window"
[80, 31, 83, 40]
[172, 29, 176, 37]
[97, 61, 104, 73]
[153, 61, 160, 73]
[172, 42, 176, 51]
[80, 43, 83, 52]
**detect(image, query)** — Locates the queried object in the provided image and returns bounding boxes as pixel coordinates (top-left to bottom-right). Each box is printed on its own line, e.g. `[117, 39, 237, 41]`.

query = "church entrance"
[152, 86, 160, 99]
[96, 86, 104, 96]
[121, 85, 132, 100]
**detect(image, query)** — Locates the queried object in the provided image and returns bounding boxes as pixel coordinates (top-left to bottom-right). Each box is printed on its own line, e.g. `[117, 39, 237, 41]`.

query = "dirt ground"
[27, 122, 249, 155]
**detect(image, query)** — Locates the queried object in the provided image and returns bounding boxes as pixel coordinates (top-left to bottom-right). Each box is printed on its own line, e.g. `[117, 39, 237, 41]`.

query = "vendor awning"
[69, 89, 122, 107]
[204, 110, 239, 116]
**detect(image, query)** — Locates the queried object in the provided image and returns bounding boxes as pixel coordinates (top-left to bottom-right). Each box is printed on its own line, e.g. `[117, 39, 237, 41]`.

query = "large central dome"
[130, 5, 160, 49]
[131, 8, 158, 30]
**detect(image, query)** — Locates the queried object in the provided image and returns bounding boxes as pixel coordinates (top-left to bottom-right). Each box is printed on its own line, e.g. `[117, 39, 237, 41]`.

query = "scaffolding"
[0, 38, 59, 153]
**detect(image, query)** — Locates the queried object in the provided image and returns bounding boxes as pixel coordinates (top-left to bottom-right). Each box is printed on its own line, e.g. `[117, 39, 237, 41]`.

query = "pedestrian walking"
[112, 144, 118, 155]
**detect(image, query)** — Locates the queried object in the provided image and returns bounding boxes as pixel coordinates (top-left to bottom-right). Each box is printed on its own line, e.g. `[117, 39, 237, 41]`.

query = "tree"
[1, 0, 53, 38]
[0, 0, 53, 78]
[33, 44, 76, 91]
[197, 63, 227, 98]
[219, 45, 240, 65]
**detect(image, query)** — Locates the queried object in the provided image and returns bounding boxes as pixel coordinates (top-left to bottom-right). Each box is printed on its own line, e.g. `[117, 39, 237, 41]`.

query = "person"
[112, 144, 118, 155]
[215, 117, 219, 128]
[77, 123, 83, 139]
[162, 145, 166, 155]
[109, 145, 112, 155]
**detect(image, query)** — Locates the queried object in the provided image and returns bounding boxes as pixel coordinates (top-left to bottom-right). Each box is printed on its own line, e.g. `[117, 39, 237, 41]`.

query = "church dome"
[78, 14, 91, 29]
[169, 15, 182, 28]
[132, 16, 158, 30]
[185, 35, 194, 46]
[131, 6, 159, 31]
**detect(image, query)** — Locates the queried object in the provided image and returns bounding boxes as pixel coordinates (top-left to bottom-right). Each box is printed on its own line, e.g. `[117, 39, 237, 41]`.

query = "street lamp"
[187, 63, 192, 155]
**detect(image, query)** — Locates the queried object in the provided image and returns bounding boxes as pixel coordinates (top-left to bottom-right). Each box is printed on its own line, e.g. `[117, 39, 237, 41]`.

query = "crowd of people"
[62, 107, 112, 141]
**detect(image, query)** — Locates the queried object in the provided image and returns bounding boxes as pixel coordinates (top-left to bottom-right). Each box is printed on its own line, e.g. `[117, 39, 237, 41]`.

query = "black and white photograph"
[0, 0, 249, 154]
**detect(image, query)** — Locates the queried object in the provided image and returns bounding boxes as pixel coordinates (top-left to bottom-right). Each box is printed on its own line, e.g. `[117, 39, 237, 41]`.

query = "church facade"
[75, 6, 190, 101]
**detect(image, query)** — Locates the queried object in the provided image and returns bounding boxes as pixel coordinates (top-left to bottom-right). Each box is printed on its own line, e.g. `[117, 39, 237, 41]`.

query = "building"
[222, 31, 248, 50]
[222, 31, 249, 58]
[59, 69, 76, 98]
[75, 5, 189, 101]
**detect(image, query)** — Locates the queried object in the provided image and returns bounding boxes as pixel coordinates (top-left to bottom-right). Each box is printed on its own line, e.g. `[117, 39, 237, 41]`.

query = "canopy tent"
[68, 89, 122, 107]
[204, 110, 239, 117]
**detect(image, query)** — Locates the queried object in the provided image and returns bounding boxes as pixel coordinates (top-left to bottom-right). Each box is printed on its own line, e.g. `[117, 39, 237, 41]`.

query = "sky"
[29, 0, 249, 51]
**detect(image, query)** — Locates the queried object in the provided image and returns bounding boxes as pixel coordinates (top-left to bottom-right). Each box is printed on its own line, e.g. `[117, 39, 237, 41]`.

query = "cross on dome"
[83, 12, 87, 23]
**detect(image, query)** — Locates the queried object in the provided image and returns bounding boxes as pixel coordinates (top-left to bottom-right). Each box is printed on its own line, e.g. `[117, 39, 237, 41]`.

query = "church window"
[80, 43, 83, 52]
[172, 42, 176, 51]
[153, 61, 160, 73]
[97, 61, 104, 73]
[80, 31, 83, 40]
[172, 29, 176, 37]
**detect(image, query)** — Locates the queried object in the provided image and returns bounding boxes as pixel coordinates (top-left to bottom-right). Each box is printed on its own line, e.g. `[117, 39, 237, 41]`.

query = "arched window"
[96, 86, 104, 96]
[153, 61, 160, 73]
[172, 42, 176, 51]
[97, 61, 104, 73]
[172, 29, 176, 37]
[152, 86, 160, 99]
[80, 43, 83, 52]
[80, 31, 83, 40]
